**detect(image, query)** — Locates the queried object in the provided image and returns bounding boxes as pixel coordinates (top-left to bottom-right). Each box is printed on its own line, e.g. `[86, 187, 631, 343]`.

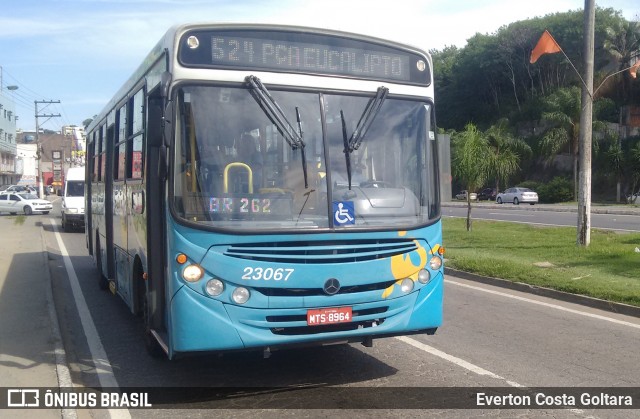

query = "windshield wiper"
[341, 86, 389, 190]
[347, 86, 388, 153]
[246, 75, 309, 188]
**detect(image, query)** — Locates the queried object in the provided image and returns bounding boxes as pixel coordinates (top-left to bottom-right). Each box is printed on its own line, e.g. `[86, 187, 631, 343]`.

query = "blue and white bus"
[85, 23, 444, 359]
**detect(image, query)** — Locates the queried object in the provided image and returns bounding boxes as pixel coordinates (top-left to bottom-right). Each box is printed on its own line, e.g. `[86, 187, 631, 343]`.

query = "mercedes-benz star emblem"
[323, 278, 341, 295]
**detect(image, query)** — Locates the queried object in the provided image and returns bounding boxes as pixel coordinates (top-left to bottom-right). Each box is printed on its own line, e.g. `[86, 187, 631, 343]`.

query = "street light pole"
[577, 0, 595, 247]
[34, 100, 60, 199]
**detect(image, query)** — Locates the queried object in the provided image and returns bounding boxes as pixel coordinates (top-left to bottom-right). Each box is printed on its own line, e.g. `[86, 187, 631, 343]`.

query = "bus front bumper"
[168, 274, 443, 355]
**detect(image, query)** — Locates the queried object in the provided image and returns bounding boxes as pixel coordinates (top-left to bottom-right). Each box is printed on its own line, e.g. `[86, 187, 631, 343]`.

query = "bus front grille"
[224, 239, 417, 264]
[253, 279, 396, 297]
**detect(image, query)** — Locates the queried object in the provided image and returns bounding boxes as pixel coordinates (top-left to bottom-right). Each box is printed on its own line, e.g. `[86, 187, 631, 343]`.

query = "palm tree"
[539, 86, 581, 198]
[539, 86, 612, 199]
[604, 18, 640, 102]
[452, 124, 491, 231]
[485, 118, 532, 192]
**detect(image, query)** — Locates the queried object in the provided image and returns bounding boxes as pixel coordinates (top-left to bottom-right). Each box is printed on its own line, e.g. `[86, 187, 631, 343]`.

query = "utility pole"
[577, 0, 595, 247]
[35, 100, 61, 199]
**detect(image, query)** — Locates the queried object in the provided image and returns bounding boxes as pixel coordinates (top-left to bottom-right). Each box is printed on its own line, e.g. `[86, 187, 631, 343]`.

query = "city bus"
[85, 23, 444, 359]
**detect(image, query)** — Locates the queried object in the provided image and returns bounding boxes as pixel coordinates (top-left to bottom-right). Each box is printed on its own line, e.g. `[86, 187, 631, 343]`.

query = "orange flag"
[631, 61, 640, 79]
[530, 30, 562, 64]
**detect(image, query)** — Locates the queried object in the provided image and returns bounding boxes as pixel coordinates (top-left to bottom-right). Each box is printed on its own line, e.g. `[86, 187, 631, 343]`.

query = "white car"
[0, 185, 31, 195]
[496, 187, 538, 205]
[0, 192, 53, 215]
[455, 190, 477, 201]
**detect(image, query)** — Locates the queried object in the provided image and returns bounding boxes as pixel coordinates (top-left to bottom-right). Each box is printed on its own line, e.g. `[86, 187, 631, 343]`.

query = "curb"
[445, 267, 640, 318]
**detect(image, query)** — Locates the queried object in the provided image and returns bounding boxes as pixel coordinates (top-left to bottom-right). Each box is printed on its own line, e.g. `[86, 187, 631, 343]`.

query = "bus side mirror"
[160, 71, 171, 100]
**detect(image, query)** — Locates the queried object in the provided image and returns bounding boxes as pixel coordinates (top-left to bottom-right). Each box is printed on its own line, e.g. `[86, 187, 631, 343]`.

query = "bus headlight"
[400, 278, 414, 293]
[418, 269, 431, 284]
[182, 264, 204, 282]
[232, 287, 250, 304]
[205, 279, 224, 297]
[429, 255, 442, 271]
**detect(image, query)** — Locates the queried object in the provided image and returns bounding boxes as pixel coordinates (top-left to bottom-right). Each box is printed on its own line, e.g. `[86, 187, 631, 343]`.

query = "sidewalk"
[0, 213, 62, 417]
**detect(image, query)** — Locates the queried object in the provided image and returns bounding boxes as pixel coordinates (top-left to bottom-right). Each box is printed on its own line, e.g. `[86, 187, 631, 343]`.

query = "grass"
[442, 218, 640, 307]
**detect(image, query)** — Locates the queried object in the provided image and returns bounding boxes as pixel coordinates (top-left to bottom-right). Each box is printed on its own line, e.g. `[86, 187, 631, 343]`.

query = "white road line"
[395, 336, 587, 416]
[446, 279, 640, 330]
[50, 220, 131, 419]
[488, 212, 536, 217]
[395, 336, 524, 387]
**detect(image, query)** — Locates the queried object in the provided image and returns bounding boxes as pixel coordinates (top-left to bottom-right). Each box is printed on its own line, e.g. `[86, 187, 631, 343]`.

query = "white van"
[61, 166, 85, 232]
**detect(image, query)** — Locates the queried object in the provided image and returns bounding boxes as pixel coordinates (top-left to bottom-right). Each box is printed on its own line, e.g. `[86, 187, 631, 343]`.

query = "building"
[17, 127, 84, 191]
[16, 138, 37, 186]
[0, 89, 18, 185]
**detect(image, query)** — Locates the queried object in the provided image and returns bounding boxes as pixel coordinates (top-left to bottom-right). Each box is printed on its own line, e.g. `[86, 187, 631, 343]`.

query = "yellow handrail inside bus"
[223, 162, 253, 193]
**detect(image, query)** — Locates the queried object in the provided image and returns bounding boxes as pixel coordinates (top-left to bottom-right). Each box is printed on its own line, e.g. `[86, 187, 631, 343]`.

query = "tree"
[539, 86, 582, 197]
[485, 118, 532, 191]
[452, 124, 491, 231]
[539, 86, 610, 199]
[603, 16, 640, 102]
[604, 137, 640, 201]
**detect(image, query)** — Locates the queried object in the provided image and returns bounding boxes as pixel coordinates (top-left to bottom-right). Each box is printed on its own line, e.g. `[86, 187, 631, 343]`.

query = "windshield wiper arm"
[246, 75, 309, 188]
[340, 86, 388, 191]
[296, 107, 309, 188]
[246, 75, 304, 149]
[347, 86, 388, 153]
[340, 110, 353, 191]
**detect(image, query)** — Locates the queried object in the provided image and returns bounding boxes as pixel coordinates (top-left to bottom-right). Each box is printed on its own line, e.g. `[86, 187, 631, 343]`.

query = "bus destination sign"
[179, 29, 430, 85]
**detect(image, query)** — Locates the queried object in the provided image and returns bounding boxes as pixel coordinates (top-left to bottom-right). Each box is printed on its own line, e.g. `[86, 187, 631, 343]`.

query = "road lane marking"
[395, 336, 524, 387]
[395, 336, 587, 415]
[50, 220, 131, 419]
[488, 212, 536, 217]
[447, 279, 640, 330]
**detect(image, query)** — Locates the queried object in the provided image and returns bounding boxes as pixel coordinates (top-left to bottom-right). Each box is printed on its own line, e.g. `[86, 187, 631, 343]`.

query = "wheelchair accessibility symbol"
[333, 201, 355, 226]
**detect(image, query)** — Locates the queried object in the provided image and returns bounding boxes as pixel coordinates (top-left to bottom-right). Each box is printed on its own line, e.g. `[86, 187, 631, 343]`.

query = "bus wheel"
[95, 239, 109, 290]
[142, 292, 165, 358]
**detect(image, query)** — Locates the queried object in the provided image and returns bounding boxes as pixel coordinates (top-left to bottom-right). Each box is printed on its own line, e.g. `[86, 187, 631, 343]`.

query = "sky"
[0, 0, 637, 132]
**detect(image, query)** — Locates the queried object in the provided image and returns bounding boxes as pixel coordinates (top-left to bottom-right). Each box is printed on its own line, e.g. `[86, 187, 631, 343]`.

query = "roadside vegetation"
[442, 217, 640, 307]
[434, 7, 640, 203]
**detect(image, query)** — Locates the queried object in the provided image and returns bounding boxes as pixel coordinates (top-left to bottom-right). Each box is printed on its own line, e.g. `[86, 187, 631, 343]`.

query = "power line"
[2, 66, 71, 129]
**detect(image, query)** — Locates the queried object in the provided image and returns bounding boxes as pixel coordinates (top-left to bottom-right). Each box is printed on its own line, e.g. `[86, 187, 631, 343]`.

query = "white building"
[0, 89, 18, 185]
[62, 125, 86, 166]
[16, 141, 38, 186]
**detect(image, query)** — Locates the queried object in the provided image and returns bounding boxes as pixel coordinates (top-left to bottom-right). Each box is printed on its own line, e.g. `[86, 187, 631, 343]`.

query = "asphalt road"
[36, 199, 640, 418]
[443, 204, 640, 232]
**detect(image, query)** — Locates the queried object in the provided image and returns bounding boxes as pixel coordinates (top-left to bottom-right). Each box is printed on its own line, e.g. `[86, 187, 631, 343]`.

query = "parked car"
[496, 187, 538, 205]
[0, 192, 53, 215]
[0, 185, 28, 194]
[477, 188, 497, 201]
[455, 190, 478, 201]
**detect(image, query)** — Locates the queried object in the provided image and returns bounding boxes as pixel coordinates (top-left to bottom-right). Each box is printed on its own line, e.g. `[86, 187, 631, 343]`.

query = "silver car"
[496, 187, 538, 205]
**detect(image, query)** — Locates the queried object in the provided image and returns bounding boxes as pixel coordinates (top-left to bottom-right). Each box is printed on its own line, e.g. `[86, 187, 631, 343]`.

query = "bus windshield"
[172, 84, 439, 231]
